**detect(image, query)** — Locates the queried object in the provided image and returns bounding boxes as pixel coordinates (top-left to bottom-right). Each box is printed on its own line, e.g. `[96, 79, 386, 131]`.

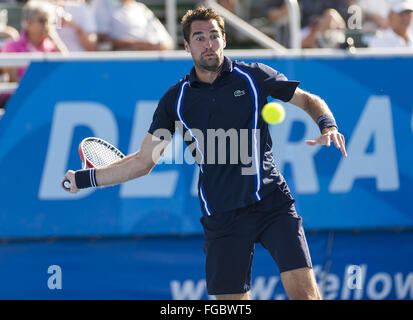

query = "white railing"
[1, 48, 412, 63]
[165, 0, 177, 47]
[285, 0, 301, 49]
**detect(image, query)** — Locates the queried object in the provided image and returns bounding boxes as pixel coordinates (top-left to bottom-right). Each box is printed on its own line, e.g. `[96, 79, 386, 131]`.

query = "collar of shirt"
[187, 56, 234, 87]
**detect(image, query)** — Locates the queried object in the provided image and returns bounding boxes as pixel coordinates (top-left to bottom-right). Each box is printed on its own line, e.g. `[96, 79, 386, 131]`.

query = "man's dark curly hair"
[181, 7, 225, 43]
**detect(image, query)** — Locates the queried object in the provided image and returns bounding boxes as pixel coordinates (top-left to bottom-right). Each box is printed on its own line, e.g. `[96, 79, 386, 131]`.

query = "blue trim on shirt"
[175, 80, 213, 216]
[233, 66, 262, 201]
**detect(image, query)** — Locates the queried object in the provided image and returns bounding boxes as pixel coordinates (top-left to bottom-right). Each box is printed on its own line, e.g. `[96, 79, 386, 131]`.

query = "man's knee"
[289, 285, 322, 300]
[281, 267, 322, 300]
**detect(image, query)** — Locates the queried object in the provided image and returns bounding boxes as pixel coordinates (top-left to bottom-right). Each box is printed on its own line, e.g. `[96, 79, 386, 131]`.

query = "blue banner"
[0, 231, 412, 300]
[0, 55, 412, 238]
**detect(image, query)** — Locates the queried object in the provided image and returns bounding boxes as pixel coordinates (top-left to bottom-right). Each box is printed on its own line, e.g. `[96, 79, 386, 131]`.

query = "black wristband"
[74, 168, 97, 189]
[317, 115, 338, 133]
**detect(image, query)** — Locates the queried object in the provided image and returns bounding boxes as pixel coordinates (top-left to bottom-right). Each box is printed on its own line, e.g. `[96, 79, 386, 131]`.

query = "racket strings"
[82, 140, 124, 167]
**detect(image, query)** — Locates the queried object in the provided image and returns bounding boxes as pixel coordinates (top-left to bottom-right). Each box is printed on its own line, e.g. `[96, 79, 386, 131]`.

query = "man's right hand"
[61, 170, 79, 193]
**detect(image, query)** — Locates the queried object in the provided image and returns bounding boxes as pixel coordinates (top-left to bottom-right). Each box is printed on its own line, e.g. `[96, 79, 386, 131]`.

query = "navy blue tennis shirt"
[148, 56, 300, 216]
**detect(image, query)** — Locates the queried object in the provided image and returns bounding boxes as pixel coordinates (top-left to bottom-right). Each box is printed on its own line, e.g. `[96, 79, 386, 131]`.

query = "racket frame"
[79, 137, 125, 168]
[62, 137, 124, 190]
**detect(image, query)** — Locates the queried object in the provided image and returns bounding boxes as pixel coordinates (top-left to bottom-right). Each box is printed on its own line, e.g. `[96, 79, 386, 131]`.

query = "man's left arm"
[289, 87, 347, 157]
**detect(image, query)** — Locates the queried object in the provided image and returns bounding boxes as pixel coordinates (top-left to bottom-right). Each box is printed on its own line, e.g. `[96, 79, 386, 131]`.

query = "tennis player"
[62, 7, 347, 300]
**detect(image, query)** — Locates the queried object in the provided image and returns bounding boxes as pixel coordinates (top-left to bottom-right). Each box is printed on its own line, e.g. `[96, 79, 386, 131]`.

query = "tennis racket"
[62, 137, 125, 190]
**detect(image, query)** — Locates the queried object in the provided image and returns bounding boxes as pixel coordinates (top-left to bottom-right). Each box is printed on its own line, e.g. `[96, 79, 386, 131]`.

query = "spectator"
[368, 0, 413, 48]
[264, 0, 349, 48]
[90, 0, 174, 51]
[357, 0, 391, 30]
[53, 0, 98, 51]
[0, 0, 68, 109]
[299, 0, 349, 48]
[300, 0, 349, 29]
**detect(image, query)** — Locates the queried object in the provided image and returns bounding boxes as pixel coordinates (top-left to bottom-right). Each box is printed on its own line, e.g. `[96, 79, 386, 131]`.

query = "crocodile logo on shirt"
[234, 90, 246, 97]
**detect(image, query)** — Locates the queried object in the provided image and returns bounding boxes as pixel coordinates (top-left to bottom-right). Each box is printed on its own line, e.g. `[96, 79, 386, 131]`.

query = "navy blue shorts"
[200, 183, 312, 295]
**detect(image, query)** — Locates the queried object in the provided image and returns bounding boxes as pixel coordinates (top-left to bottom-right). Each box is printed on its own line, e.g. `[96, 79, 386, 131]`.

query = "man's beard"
[198, 52, 223, 72]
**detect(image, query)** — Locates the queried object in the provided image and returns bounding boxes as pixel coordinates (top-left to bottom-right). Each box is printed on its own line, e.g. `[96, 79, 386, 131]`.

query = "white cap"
[390, 0, 413, 13]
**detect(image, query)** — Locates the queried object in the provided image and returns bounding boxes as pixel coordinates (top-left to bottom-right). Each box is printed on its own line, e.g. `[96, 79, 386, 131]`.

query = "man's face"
[184, 19, 226, 72]
[389, 10, 413, 34]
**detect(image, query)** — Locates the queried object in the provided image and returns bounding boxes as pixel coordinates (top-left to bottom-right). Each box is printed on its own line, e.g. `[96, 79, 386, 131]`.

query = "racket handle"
[63, 179, 71, 190]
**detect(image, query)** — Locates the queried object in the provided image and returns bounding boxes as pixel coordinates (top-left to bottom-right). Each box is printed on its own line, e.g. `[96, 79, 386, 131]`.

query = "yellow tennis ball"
[261, 102, 285, 124]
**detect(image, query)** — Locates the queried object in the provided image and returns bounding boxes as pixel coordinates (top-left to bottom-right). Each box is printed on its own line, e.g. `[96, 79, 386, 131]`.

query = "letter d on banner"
[39, 102, 118, 200]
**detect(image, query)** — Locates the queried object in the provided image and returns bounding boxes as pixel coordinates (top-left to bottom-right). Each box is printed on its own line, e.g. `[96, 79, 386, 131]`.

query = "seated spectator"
[264, 0, 349, 48]
[299, 0, 350, 28]
[357, 0, 390, 31]
[299, 0, 348, 48]
[54, 0, 98, 51]
[91, 0, 174, 51]
[0, 0, 68, 109]
[368, 0, 413, 48]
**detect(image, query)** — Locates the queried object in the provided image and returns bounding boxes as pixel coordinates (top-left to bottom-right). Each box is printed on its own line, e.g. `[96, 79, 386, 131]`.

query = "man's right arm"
[62, 133, 170, 193]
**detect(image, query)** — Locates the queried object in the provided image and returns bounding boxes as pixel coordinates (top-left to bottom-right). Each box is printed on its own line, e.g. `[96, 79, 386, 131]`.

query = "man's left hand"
[305, 127, 347, 157]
